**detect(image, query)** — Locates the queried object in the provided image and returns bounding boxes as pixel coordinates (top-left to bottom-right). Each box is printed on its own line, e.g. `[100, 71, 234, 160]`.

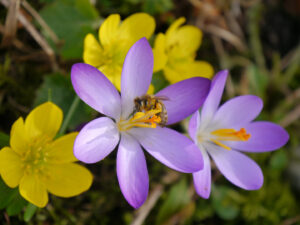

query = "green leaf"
[143, 0, 173, 15]
[0, 177, 17, 209]
[246, 64, 268, 98]
[212, 185, 240, 220]
[270, 150, 287, 170]
[24, 203, 38, 222]
[39, 0, 100, 59]
[156, 179, 191, 225]
[34, 73, 93, 131]
[6, 192, 28, 216]
[0, 131, 9, 148]
[151, 71, 169, 93]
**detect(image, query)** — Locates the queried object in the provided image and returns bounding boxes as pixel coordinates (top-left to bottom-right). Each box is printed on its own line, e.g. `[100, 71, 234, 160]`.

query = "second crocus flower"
[188, 70, 289, 199]
[71, 38, 211, 208]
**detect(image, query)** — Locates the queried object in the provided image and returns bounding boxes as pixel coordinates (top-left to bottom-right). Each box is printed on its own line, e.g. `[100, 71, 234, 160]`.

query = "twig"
[130, 185, 163, 225]
[21, 0, 60, 44]
[279, 104, 300, 128]
[130, 171, 179, 225]
[279, 215, 300, 225]
[204, 24, 248, 52]
[1, 0, 20, 47]
[8, 96, 30, 113]
[0, 0, 58, 72]
[0, 23, 29, 51]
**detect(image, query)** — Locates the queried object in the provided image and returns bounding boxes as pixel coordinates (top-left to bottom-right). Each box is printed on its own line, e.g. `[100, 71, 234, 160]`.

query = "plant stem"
[58, 96, 80, 135]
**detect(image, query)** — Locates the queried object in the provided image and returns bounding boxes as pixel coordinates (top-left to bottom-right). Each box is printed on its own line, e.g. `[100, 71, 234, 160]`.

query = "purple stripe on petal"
[74, 117, 120, 163]
[130, 127, 203, 173]
[71, 63, 121, 120]
[121, 38, 153, 119]
[208, 144, 263, 190]
[156, 77, 211, 125]
[117, 133, 149, 209]
[200, 70, 228, 126]
[212, 95, 263, 128]
[188, 111, 200, 143]
[193, 147, 211, 199]
[226, 121, 289, 152]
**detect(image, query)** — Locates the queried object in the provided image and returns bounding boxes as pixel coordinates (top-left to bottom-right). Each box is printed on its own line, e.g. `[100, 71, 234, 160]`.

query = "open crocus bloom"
[188, 70, 289, 199]
[71, 38, 211, 208]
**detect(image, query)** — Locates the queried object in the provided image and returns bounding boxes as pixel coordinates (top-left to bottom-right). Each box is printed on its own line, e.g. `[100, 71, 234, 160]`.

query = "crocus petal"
[208, 144, 263, 190]
[0, 147, 23, 188]
[200, 70, 228, 126]
[10, 117, 28, 155]
[193, 147, 211, 199]
[117, 133, 149, 209]
[25, 102, 62, 141]
[156, 77, 210, 125]
[19, 173, 48, 208]
[71, 63, 121, 120]
[74, 117, 119, 164]
[212, 95, 263, 128]
[188, 110, 200, 142]
[130, 127, 203, 173]
[121, 38, 154, 119]
[226, 121, 289, 152]
[46, 132, 78, 163]
[45, 163, 93, 197]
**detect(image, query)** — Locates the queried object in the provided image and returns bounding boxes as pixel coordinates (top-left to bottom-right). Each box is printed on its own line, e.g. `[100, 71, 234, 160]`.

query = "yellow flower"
[83, 13, 155, 91]
[153, 17, 214, 84]
[0, 102, 93, 208]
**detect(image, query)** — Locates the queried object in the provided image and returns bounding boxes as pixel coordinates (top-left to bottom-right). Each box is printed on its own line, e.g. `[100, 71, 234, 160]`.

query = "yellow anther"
[210, 128, 251, 150]
[118, 108, 163, 131]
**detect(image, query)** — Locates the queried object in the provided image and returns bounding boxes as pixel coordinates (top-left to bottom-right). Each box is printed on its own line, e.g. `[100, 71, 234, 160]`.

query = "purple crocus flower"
[71, 38, 211, 208]
[188, 70, 289, 199]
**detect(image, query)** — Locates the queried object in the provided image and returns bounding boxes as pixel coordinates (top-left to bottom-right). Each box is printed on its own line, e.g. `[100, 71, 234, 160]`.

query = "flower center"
[210, 128, 251, 150]
[20, 141, 50, 175]
[118, 109, 162, 132]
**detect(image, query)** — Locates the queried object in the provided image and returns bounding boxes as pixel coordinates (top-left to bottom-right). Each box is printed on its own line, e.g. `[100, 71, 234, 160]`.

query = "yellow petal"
[163, 66, 184, 84]
[0, 147, 23, 188]
[184, 60, 214, 79]
[164, 60, 214, 84]
[83, 33, 104, 67]
[165, 17, 186, 38]
[153, 33, 168, 72]
[147, 84, 155, 95]
[45, 163, 93, 198]
[99, 14, 121, 47]
[167, 25, 202, 57]
[10, 117, 28, 155]
[46, 132, 78, 164]
[99, 64, 122, 91]
[25, 102, 63, 142]
[119, 13, 155, 45]
[19, 173, 48, 208]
